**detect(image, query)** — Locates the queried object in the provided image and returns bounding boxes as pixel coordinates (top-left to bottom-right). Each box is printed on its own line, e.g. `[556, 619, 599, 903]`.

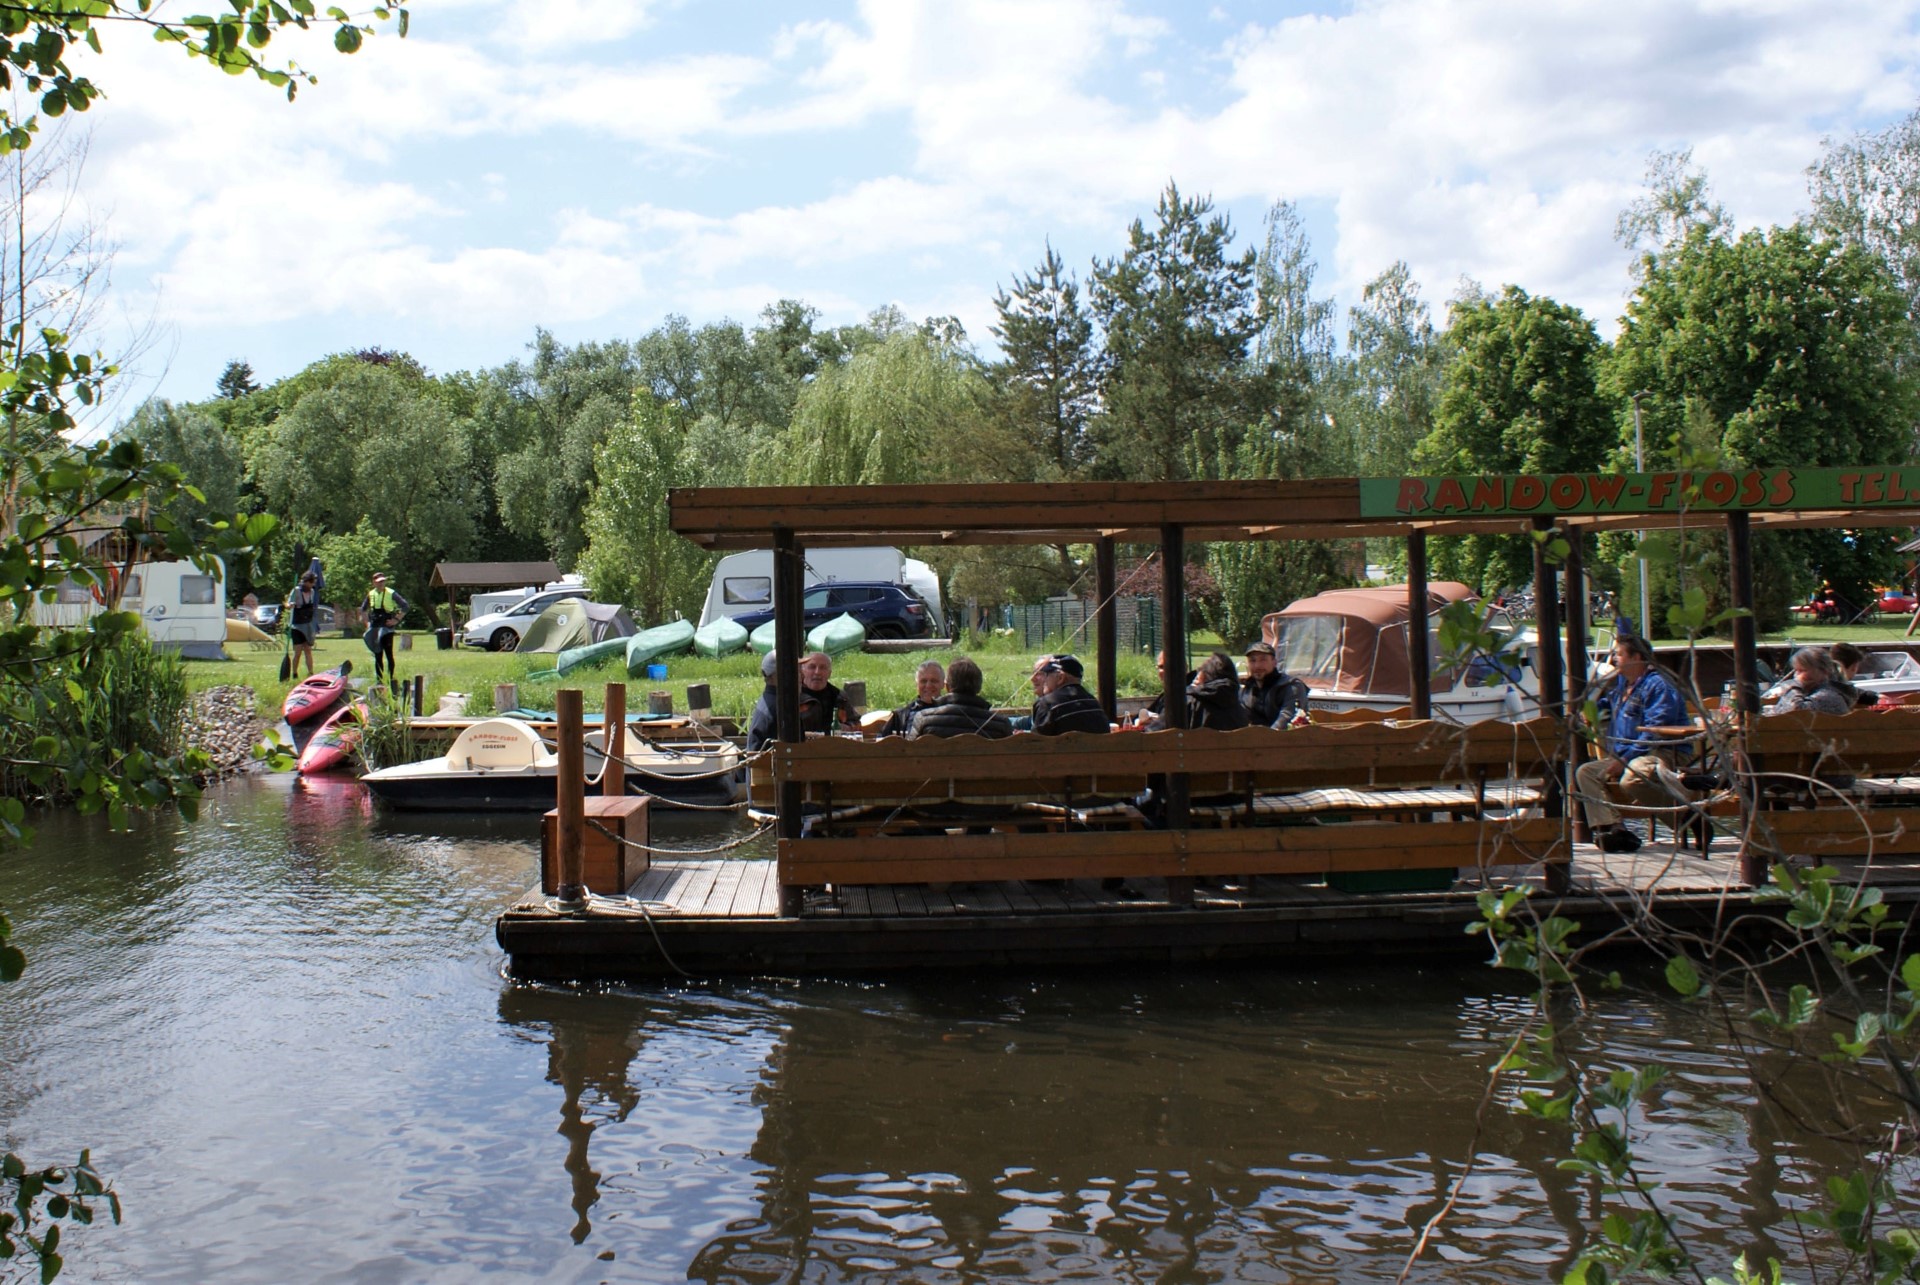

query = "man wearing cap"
[1242, 640, 1309, 729]
[363, 572, 409, 692]
[1029, 654, 1109, 735]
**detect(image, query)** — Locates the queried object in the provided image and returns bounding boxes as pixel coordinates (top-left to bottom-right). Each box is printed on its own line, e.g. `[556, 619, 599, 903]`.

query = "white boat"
[1260, 582, 1541, 723]
[361, 718, 744, 812]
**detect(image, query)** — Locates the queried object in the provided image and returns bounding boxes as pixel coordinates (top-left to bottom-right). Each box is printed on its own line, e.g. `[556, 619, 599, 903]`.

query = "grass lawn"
[191, 630, 1178, 721]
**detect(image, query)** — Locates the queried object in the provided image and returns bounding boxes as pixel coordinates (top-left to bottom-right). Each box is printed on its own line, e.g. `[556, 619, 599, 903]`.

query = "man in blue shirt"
[1574, 635, 1689, 853]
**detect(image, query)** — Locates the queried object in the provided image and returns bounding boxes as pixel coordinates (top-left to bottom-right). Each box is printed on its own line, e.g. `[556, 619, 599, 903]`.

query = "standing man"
[1242, 641, 1309, 728]
[364, 572, 410, 694]
[1573, 635, 1688, 853]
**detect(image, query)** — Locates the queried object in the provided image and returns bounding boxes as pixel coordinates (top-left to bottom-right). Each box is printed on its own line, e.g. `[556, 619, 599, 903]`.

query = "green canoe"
[693, 616, 748, 658]
[625, 619, 696, 676]
[749, 619, 778, 654]
[555, 635, 628, 676]
[808, 612, 867, 656]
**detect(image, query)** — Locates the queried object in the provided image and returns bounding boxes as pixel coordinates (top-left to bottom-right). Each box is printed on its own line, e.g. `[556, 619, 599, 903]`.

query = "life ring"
[89, 566, 123, 606]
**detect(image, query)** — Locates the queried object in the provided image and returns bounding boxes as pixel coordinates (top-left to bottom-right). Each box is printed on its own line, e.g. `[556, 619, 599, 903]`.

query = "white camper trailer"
[37, 558, 229, 659]
[698, 547, 944, 634]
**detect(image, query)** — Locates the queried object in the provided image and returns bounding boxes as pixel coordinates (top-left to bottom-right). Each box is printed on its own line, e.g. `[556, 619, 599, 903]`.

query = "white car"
[462, 588, 582, 651]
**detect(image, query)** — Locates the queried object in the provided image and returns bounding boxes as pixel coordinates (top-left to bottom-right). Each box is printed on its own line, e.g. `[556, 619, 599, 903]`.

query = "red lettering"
[1767, 469, 1793, 505]
[1838, 472, 1862, 503]
[1469, 477, 1505, 510]
[1738, 471, 1765, 505]
[1434, 477, 1469, 512]
[1864, 471, 1886, 503]
[1700, 471, 1737, 505]
[1510, 476, 1546, 509]
[1588, 474, 1628, 507]
[1647, 473, 1677, 508]
[1397, 478, 1430, 513]
[1891, 471, 1912, 503]
[1548, 475, 1584, 508]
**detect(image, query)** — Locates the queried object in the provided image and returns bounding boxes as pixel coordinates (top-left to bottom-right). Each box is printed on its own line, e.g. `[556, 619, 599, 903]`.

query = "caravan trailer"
[697, 547, 944, 634]
[37, 559, 229, 659]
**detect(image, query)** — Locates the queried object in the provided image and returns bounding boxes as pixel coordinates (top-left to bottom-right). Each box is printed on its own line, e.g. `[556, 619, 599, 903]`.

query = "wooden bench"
[765, 718, 1569, 893]
[1737, 708, 1920, 858]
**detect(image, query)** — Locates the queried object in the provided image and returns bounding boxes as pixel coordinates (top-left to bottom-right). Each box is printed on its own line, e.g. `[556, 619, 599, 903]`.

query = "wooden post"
[554, 687, 587, 909]
[411, 673, 424, 717]
[1533, 516, 1569, 895]
[604, 682, 626, 800]
[1728, 511, 1764, 888]
[494, 682, 517, 715]
[1407, 529, 1431, 720]
[1563, 528, 1591, 847]
[1096, 536, 1118, 722]
[1160, 522, 1192, 906]
[773, 526, 807, 917]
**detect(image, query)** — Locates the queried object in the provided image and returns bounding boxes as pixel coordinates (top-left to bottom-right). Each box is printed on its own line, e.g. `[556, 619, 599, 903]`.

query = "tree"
[1088, 182, 1268, 481]
[1809, 107, 1920, 323]
[1416, 287, 1612, 590]
[576, 397, 710, 624]
[118, 398, 243, 526]
[0, 5, 404, 1278]
[1329, 262, 1443, 477]
[991, 242, 1098, 481]
[315, 516, 393, 624]
[215, 360, 259, 400]
[1607, 223, 1920, 626]
[1615, 147, 1732, 269]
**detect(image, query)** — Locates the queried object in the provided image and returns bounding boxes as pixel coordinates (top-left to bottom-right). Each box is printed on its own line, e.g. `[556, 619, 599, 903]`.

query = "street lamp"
[1631, 391, 1652, 638]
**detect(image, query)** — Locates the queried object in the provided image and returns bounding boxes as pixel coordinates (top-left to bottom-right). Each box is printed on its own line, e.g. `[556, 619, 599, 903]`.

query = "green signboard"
[1357, 466, 1920, 520]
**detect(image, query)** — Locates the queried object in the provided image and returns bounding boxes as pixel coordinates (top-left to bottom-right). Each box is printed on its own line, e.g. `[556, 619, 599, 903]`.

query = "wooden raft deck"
[494, 846, 1920, 980]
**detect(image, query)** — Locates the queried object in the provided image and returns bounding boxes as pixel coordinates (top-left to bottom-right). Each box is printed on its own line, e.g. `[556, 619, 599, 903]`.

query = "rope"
[542, 889, 694, 978]
[587, 816, 773, 856]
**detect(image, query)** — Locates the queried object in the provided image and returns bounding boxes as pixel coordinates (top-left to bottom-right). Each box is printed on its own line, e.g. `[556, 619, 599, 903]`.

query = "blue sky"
[52, 0, 1920, 417]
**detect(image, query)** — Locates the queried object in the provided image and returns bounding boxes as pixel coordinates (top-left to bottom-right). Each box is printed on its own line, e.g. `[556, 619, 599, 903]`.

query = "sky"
[43, 0, 1920, 417]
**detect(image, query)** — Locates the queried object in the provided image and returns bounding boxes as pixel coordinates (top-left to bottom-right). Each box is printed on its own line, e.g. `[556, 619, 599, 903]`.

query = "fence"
[992, 596, 1170, 654]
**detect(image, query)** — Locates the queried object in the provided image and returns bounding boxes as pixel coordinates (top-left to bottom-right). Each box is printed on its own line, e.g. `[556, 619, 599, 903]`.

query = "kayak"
[808, 612, 866, 656]
[283, 661, 353, 726]
[748, 619, 778, 654]
[298, 700, 367, 774]
[692, 616, 748, 658]
[625, 619, 696, 675]
[556, 636, 628, 677]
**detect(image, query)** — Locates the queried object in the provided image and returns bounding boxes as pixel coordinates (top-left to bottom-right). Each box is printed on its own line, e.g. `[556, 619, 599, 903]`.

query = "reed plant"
[0, 634, 195, 803]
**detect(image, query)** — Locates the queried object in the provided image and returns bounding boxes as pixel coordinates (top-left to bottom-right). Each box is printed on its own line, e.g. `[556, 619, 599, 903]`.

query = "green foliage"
[117, 398, 243, 527]
[991, 242, 1098, 481]
[576, 396, 711, 624]
[1089, 181, 1268, 481]
[315, 517, 393, 621]
[1326, 261, 1441, 477]
[1809, 105, 1920, 321]
[0, 1149, 120, 1283]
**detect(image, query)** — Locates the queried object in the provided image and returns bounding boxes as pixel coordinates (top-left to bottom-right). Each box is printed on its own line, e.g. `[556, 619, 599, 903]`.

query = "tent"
[517, 598, 636, 653]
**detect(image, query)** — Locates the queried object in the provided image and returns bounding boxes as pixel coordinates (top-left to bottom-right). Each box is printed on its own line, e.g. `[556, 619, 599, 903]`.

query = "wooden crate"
[542, 794, 650, 895]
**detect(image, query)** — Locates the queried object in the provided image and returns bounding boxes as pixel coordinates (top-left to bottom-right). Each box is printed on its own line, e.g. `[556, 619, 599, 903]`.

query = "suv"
[731, 582, 930, 640]
[462, 587, 584, 651]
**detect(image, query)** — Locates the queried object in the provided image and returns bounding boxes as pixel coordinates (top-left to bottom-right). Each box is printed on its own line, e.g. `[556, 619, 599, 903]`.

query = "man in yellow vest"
[363, 572, 409, 693]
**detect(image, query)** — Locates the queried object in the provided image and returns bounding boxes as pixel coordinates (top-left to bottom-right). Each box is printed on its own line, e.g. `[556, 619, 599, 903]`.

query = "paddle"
[278, 615, 293, 681]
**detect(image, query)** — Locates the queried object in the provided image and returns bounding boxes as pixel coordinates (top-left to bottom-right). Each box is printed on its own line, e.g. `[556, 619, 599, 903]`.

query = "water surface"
[0, 775, 1848, 1282]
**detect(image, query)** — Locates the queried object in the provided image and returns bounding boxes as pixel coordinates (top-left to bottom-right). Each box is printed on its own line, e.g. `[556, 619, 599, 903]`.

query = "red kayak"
[284, 661, 353, 726]
[298, 700, 368, 775]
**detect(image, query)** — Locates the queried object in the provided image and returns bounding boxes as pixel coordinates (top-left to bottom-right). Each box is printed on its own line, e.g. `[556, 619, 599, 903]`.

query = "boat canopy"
[445, 719, 556, 770]
[1260, 582, 1479, 698]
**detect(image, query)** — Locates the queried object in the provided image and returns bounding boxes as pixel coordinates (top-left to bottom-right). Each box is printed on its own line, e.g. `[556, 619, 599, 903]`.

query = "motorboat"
[360, 718, 745, 812]
[1259, 582, 1541, 723]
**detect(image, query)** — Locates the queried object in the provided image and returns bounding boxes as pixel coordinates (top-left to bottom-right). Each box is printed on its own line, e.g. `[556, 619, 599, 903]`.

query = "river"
[0, 774, 1858, 1282]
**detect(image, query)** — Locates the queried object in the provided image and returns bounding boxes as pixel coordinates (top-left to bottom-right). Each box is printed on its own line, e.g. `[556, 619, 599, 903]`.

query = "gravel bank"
[184, 685, 272, 779]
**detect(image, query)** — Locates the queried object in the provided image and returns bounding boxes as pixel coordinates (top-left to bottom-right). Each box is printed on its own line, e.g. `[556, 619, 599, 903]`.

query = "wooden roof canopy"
[429, 561, 562, 591]
[668, 468, 1920, 548]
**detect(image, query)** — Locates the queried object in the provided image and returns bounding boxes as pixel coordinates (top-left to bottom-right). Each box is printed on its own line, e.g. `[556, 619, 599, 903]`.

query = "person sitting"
[798, 650, 859, 735]
[1574, 635, 1690, 853]
[909, 656, 1014, 739]
[1768, 646, 1856, 716]
[1130, 651, 1195, 729]
[882, 660, 946, 736]
[1827, 642, 1880, 708]
[1185, 651, 1250, 730]
[745, 650, 780, 751]
[1029, 654, 1109, 735]
[1241, 640, 1309, 729]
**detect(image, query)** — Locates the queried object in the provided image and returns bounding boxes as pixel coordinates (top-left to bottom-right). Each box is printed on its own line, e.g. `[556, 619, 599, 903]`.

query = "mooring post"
[1727, 510, 1764, 887]
[604, 681, 626, 799]
[1563, 528, 1590, 848]
[554, 687, 587, 910]
[1406, 530, 1431, 720]
[412, 673, 424, 717]
[1533, 516, 1570, 895]
[773, 526, 807, 917]
[1096, 536, 1118, 723]
[1160, 522, 1192, 906]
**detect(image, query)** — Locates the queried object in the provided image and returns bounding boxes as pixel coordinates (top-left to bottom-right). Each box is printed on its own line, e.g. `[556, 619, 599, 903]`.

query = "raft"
[808, 612, 866, 656]
[626, 620, 696, 675]
[555, 635, 628, 676]
[692, 616, 748, 658]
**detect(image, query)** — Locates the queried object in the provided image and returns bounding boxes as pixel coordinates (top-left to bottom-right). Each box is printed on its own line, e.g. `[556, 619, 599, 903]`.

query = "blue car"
[730, 582, 931, 640]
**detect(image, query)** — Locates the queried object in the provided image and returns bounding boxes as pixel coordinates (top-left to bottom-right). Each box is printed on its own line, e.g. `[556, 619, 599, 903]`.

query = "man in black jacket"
[909, 656, 1013, 738]
[1241, 640, 1309, 728]
[1030, 654, 1109, 735]
[881, 660, 946, 736]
